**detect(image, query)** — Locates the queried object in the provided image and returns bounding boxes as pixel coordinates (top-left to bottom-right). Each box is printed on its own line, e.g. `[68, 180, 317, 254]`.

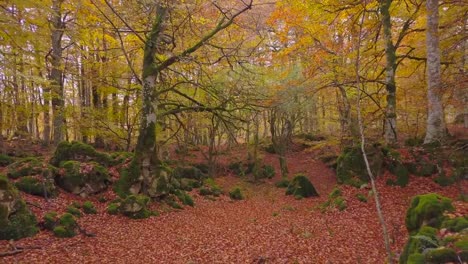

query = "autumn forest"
[0, 0, 467, 263]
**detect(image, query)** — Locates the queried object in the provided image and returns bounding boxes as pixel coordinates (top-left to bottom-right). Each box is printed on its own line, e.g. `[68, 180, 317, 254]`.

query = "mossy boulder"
[174, 190, 194, 206]
[285, 174, 319, 198]
[66, 205, 82, 217]
[51, 213, 78, 238]
[7, 157, 43, 179]
[82, 201, 97, 214]
[400, 226, 439, 263]
[275, 178, 290, 188]
[425, 248, 458, 263]
[56, 161, 110, 196]
[0, 154, 14, 167]
[172, 166, 206, 181]
[50, 141, 114, 167]
[15, 176, 57, 198]
[336, 145, 383, 186]
[405, 193, 454, 233]
[199, 178, 223, 197]
[0, 175, 38, 240]
[43, 211, 58, 230]
[107, 195, 154, 219]
[442, 217, 468, 232]
[229, 187, 244, 200]
[386, 161, 409, 187]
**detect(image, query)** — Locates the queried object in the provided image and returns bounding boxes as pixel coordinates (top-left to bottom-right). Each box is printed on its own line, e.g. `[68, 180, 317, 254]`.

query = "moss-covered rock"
[110, 152, 134, 165]
[442, 217, 468, 232]
[15, 176, 57, 198]
[82, 201, 97, 214]
[199, 178, 223, 197]
[52, 213, 78, 238]
[356, 193, 368, 203]
[108, 195, 154, 219]
[172, 166, 205, 181]
[0, 154, 14, 167]
[50, 141, 114, 167]
[56, 161, 110, 196]
[336, 145, 383, 186]
[174, 190, 194, 206]
[229, 187, 244, 200]
[66, 205, 82, 217]
[7, 157, 43, 179]
[418, 162, 437, 177]
[43, 211, 58, 230]
[285, 174, 319, 198]
[0, 175, 38, 240]
[275, 178, 290, 188]
[405, 193, 454, 233]
[425, 248, 458, 263]
[407, 253, 425, 264]
[400, 226, 439, 263]
[387, 162, 409, 187]
[261, 165, 275, 179]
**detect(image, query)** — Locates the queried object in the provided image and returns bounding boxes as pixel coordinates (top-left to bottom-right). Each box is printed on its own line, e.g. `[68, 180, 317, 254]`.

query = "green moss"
[0, 183, 38, 240]
[425, 248, 457, 263]
[66, 205, 82, 217]
[50, 141, 114, 167]
[400, 226, 438, 263]
[175, 190, 194, 206]
[275, 178, 290, 188]
[201, 178, 222, 197]
[405, 137, 424, 147]
[405, 193, 454, 233]
[173, 166, 205, 181]
[418, 163, 437, 177]
[455, 239, 468, 251]
[53, 226, 74, 238]
[110, 152, 134, 165]
[261, 165, 275, 179]
[334, 197, 347, 211]
[336, 146, 383, 185]
[60, 213, 77, 228]
[166, 198, 183, 209]
[285, 174, 319, 198]
[0, 154, 14, 166]
[356, 193, 368, 203]
[407, 253, 425, 264]
[57, 161, 109, 195]
[7, 157, 43, 179]
[114, 159, 140, 197]
[82, 201, 97, 214]
[434, 175, 455, 186]
[393, 163, 409, 187]
[43, 211, 58, 230]
[229, 187, 244, 200]
[107, 203, 119, 215]
[442, 217, 468, 232]
[15, 176, 57, 197]
[119, 195, 153, 219]
[329, 187, 342, 199]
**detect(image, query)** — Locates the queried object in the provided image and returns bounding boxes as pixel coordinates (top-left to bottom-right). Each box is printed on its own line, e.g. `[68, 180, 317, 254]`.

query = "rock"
[50, 141, 113, 167]
[15, 176, 57, 198]
[0, 175, 38, 240]
[405, 193, 454, 233]
[56, 161, 110, 196]
[6, 157, 43, 179]
[336, 145, 383, 187]
[285, 174, 319, 198]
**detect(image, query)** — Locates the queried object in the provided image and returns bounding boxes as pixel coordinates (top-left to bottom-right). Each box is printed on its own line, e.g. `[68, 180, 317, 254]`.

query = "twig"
[0, 249, 23, 257]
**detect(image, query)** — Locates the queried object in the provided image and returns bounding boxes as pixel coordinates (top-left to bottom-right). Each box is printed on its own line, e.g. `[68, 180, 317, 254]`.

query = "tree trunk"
[424, 0, 447, 143]
[50, 0, 65, 145]
[380, 0, 398, 144]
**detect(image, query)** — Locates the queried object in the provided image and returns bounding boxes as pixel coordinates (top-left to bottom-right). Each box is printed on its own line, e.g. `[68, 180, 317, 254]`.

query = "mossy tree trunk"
[130, 1, 253, 196]
[50, 0, 66, 146]
[380, 0, 398, 145]
[424, 0, 447, 143]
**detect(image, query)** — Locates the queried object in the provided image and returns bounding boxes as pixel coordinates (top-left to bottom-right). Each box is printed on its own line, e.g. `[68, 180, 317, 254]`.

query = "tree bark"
[50, 0, 65, 145]
[424, 0, 447, 143]
[380, 0, 398, 144]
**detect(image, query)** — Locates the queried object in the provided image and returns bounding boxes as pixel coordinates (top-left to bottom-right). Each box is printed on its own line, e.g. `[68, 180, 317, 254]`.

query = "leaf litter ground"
[1, 146, 467, 263]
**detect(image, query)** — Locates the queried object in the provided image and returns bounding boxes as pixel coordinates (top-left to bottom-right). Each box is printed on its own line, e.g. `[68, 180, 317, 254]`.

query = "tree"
[125, 1, 253, 196]
[48, 0, 66, 145]
[379, 0, 397, 144]
[424, 0, 447, 143]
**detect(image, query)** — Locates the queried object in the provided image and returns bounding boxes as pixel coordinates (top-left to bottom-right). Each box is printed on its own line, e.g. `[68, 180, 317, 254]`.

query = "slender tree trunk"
[424, 0, 447, 143]
[50, 0, 65, 145]
[380, 0, 398, 144]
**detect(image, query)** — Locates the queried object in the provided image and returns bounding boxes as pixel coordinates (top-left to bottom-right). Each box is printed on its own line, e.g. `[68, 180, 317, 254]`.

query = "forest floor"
[1, 137, 467, 263]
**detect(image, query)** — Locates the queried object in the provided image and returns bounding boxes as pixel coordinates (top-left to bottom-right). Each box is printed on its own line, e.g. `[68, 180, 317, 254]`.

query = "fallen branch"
[0, 249, 23, 257]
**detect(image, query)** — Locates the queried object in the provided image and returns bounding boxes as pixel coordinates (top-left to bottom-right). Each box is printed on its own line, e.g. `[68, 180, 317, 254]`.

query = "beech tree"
[120, 1, 253, 196]
[424, 0, 447, 143]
